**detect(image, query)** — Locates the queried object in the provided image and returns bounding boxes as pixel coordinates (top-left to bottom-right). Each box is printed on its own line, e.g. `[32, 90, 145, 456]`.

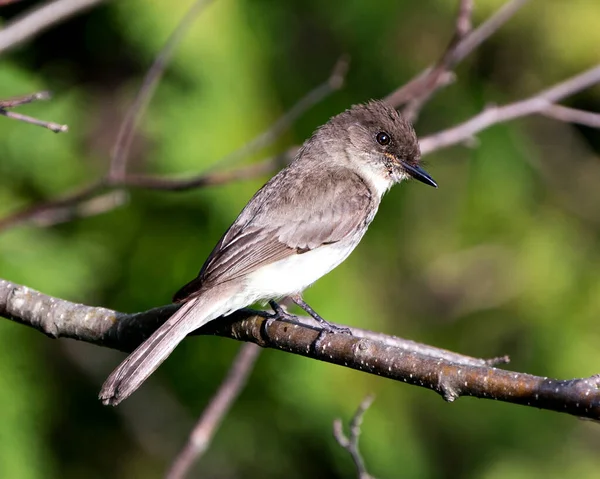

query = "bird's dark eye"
[376, 131, 391, 146]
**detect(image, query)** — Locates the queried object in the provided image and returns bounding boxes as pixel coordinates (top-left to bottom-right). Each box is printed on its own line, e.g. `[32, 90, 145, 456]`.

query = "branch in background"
[541, 105, 600, 129]
[333, 395, 375, 479]
[4, 0, 599, 234]
[0, 0, 106, 55]
[0, 54, 345, 231]
[205, 54, 349, 173]
[2, 278, 600, 421]
[109, 0, 216, 181]
[62, 340, 196, 460]
[400, 0, 474, 122]
[0, 91, 68, 132]
[385, 0, 531, 116]
[116, 148, 295, 191]
[0, 149, 296, 231]
[419, 64, 600, 155]
[166, 343, 261, 479]
[2, 57, 599, 231]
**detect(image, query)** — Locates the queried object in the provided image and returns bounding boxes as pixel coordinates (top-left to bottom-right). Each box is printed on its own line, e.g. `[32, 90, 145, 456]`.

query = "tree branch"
[0, 54, 344, 231]
[540, 104, 600, 129]
[0, 0, 106, 55]
[385, 0, 531, 112]
[400, 0, 474, 122]
[166, 343, 261, 479]
[333, 395, 375, 479]
[419, 64, 600, 155]
[0, 91, 68, 132]
[3, 54, 597, 232]
[108, 0, 216, 182]
[2, 278, 599, 420]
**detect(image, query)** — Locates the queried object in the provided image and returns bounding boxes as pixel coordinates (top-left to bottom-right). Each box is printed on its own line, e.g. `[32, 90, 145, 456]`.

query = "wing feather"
[173, 167, 374, 303]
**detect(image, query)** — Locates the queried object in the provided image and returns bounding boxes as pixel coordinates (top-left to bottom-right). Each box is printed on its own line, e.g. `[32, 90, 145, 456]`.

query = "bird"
[99, 100, 437, 406]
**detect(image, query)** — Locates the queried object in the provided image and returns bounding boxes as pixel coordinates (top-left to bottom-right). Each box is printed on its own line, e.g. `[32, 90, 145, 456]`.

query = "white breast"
[242, 240, 358, 302]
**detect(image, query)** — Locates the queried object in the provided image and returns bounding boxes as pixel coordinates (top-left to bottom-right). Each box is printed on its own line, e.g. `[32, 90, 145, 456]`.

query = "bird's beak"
[401, 161, 437, 188]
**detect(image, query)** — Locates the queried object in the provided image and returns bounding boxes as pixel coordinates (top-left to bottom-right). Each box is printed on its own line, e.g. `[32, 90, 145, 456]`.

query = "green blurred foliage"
[1, 0, 600, 477]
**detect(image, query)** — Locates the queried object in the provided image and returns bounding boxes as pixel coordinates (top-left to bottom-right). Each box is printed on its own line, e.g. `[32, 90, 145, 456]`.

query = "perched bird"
[100, 100, 436, 406]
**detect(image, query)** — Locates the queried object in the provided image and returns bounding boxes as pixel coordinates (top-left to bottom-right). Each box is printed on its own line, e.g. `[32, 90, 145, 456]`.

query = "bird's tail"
[99, 293, 224, 406]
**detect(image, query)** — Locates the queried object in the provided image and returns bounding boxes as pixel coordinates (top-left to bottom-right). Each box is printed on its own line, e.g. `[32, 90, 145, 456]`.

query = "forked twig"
[385, 0, 531, 117]
[334, 395, 376, 479]
[0, 91, 68, 132]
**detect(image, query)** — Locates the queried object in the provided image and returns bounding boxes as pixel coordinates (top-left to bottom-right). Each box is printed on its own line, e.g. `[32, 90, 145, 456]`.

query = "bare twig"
[0, 91, 51, 108]
[166, 343, 261, 479]
[385, 0, 530, 112]
[541, 104, 600, 128]
[449, 0, 530, 65]
[0, 180, 104, 231]
[3, 57, 598, 230]
[0, 149, 296, 231]
[2, 278, 600, 421]
[0, 110, 68, 132]
[0, 0, 106, 55]
[454, 0, 474, 39]
[109, 0, 216, 181]
[62, 341, 195, 460]
[333, 395, 375, 479]
[419, 64, 600, 155]
[401, 0, 474, 122]
[116, 151, 291, 192]
[206, 55, 350, 173]
[0, 52, 345, 230]
[0, 91, 68, 132]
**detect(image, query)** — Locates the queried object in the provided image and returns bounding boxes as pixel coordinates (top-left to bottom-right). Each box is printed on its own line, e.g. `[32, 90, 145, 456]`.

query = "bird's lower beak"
[401, 161, 437, 188]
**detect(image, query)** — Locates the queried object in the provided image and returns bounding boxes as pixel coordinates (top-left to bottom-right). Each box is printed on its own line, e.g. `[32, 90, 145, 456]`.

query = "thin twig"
[419, 64, 600, 155]
[205, 55, 350, 173]
[0, 110, 68, 132]
[385, 0, 530, 110]
[0, 149, 296, 231]
[0, 180, 105, 231]
[449, 0, 530, 65]
[401, 0, 474, 122]
[109, 0, 216, 181]
[0, 91, 68, 132]
[541, 104, 600, 128]
[117, 151, 289, 191]
[0, 91, 51, 108]
[166, 343, 261, 479]
[0, 0, 106, 55]
[333, 395, 375, 479]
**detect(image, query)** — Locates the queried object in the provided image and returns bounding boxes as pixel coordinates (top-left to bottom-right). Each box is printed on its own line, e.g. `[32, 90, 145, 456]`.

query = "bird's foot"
[265, 298, 352, 350]
[312, 322, 352, 351]
[265, 300, 298, 329]
[287, 294, 352, 350]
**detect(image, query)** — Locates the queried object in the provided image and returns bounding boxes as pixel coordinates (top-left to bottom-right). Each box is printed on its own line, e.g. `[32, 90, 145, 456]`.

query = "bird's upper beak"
[400, 160, 437, 188]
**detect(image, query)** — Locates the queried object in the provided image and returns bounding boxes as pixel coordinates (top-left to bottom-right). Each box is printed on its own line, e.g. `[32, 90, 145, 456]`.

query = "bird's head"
[321, 100, 437, 192]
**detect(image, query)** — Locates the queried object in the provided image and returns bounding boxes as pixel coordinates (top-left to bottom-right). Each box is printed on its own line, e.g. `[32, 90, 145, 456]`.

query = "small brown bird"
[100, 100, 436, 405]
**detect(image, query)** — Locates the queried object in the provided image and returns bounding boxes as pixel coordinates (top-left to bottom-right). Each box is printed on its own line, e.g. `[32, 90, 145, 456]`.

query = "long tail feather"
[100, 296, 214, 406]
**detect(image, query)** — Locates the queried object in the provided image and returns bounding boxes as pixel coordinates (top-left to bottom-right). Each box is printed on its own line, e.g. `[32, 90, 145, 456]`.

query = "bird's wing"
[173, 168, 374, 302]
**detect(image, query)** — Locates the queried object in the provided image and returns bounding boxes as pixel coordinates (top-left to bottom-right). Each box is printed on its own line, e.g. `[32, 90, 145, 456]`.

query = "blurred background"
[1, 0, 600, 477]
